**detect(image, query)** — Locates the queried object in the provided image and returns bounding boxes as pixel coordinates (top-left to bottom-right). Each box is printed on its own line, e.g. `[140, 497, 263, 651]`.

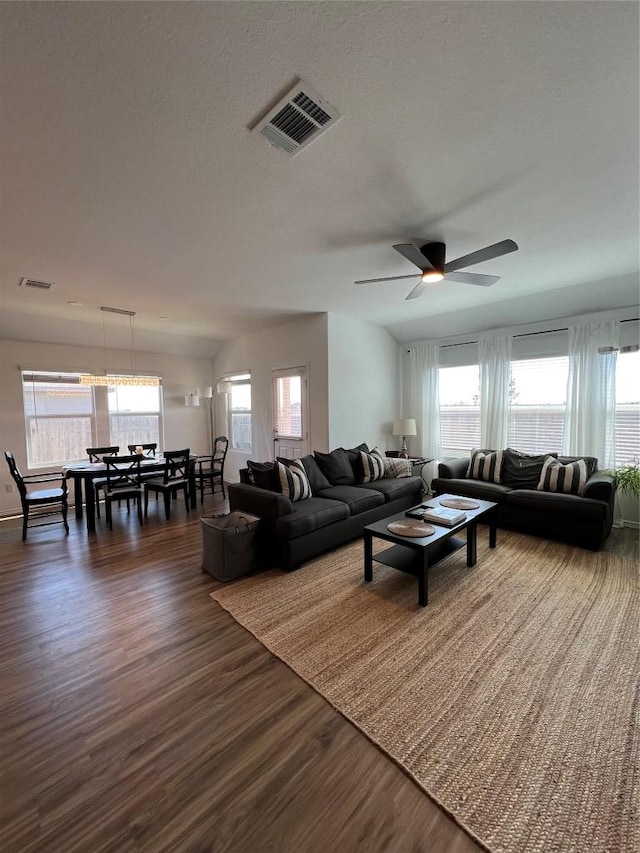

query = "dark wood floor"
[1, 498, 637, 853]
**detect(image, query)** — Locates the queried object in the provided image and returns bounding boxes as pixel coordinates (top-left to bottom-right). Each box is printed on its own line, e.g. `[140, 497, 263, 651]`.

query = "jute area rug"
[210, 531, 639, 853]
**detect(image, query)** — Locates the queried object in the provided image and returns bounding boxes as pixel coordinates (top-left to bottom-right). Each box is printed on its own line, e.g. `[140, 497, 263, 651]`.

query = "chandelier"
[78, 306, 160, 388]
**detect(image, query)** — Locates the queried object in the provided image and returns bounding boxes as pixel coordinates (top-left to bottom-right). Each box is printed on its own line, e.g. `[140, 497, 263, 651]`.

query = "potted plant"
[604, 458, 640, 497]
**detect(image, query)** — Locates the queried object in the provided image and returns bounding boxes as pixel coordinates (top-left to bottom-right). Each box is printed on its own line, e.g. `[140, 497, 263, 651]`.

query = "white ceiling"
[1, 2, 638, 354]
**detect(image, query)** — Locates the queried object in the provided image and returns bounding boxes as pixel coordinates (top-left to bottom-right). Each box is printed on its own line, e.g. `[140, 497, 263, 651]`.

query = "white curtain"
[479, 334, 512, 450]
[407, 346, 441, 460]
[563, 321, 618, 467]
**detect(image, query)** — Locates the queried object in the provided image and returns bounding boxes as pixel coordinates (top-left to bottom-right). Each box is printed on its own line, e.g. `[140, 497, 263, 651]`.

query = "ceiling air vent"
[19, 277, 55, 291]
[253, 80, 341, 156]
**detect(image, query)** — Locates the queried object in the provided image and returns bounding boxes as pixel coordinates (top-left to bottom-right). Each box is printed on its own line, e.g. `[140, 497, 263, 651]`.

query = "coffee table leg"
[489, 520, 497, 548]
[364, 532, 373, 582]
[467, 521, 477, 567]
[419, 551, 429, 606]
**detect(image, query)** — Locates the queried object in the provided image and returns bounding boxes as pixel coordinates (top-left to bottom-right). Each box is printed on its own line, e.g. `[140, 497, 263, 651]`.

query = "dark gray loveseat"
[228, 447, 423, 570]
[431, 449, 616, 550]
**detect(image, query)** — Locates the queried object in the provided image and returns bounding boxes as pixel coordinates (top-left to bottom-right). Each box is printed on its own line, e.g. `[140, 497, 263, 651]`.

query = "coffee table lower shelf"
[372, 536, 466, 575]
[363, 495, 498, 607]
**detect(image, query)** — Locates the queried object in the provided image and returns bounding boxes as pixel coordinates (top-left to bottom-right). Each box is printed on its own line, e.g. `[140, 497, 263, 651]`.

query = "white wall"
[327, 313, 401, 453]
[212, 314, 329, 482]
[0, 338, 213, 516]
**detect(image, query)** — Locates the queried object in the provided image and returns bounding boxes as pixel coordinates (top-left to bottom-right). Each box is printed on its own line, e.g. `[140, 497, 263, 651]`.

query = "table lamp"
[392, 418, 417, 459]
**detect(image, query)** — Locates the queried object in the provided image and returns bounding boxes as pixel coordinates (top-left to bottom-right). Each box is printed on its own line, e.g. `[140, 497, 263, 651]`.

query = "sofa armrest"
[437, 457, 469, 479]
[228, 482, 293, 520]
[583, 472, 616, 504]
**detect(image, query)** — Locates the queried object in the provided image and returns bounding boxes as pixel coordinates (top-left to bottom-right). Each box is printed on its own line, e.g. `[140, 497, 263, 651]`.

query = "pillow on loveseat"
[314, 448, 355, 485]
[247, 460, 279, 491]
[501, 448, 556, 490]
[278, 455, 331, 493]
[359, 450, 385, 482]
[537, 457, 589, 496]
[276, 459, 312, 501]
[383, 457, 413, 478]
[467, 449, 504, 483]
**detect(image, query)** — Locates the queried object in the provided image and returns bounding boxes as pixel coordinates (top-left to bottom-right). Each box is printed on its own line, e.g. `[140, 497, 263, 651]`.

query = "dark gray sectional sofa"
[228, 447, 423, 570]
[431, 449, 616, 550]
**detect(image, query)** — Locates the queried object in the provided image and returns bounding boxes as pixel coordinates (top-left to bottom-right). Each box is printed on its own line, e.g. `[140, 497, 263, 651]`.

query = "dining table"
[63, 455, 198, 533]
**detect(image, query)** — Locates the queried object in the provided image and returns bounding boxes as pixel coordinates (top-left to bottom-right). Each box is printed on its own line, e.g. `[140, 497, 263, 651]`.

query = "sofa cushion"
[501, 447, 557, 490]
[360, 450, 385, 483]
[382, 457, 413, 478]
[432, 477, 512, 504]
[314, 448, 355, 485]
[358, 476, 423, 503]
[467, 449, 504, 483]
[316, 484, 385, 514]
[537, 457, 589, 496]
[275, 497, 350, 540]
[247, 460, 279, 491]
[506, 488, 608, 521]
[276, 460, 312, 501]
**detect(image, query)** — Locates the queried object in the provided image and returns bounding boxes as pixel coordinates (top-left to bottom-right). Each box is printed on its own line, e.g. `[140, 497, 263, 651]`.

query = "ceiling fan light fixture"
[421, 270, 444, 283]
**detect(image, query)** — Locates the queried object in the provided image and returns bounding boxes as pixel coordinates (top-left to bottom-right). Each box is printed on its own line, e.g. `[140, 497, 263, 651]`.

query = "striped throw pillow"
[537, 457, 589, 496]
[277, 460, 311, 501]
[466, 449, 504, 483]
[360, 451, 385, 482]
[383, 457, 413, 478]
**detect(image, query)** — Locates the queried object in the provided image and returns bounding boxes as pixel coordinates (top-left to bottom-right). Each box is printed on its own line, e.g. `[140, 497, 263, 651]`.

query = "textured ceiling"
[1, 1, 638, 353]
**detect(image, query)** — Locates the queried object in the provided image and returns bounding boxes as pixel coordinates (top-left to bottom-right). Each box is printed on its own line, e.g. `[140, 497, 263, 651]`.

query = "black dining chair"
[102, 455, 145, 530]
[144, 449, 190, 520]
[4, 451, 69, 541]
[127, 443, 157, 457]
[197, 436, 229, 503]
[86, 446, 119, 518]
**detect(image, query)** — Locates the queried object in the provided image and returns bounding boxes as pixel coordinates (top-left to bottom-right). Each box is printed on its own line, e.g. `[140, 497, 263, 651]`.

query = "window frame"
[226, 373, 252, 452]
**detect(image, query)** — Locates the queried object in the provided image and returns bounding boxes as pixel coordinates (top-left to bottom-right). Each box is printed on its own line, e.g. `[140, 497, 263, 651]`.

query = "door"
[272, 366, 308, 460]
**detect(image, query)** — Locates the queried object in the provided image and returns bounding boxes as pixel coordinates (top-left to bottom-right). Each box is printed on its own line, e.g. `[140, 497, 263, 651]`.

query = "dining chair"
[197, 436, 229, 503]
[102, 455, 144, 530]
[86, 446, 119, 518]
[127, 443, 157, 457]
[4, 450, 69, 540]
[144, 449, 190, 520]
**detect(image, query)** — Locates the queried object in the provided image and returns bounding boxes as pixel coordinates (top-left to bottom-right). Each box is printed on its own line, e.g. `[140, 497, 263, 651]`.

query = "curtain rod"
[405, 317, 639, 352]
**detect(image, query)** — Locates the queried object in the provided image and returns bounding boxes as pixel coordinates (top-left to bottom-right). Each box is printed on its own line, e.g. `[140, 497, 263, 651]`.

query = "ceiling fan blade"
[444, 271, 500, 287]
[393, 244, 433, 271]
[405, 281, 426, 300]
[355, 273, 420, 285]
[445, 239, 518, 273]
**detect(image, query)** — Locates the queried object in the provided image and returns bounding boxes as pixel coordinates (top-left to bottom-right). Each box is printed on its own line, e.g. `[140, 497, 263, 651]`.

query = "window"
[439, 365, 480, 455]
[108, 384, 162, 449]
[273, 368, 304, 440]
[507, 356, 569, 454]
[22, 371, 163, 467]
[227, 373, 252, 451]
[615, 349, 640, 466]
[22, 373, 95, 466]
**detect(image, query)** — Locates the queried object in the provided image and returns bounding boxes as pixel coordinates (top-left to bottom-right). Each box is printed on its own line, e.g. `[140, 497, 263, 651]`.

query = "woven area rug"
[210, 531, 639, 853]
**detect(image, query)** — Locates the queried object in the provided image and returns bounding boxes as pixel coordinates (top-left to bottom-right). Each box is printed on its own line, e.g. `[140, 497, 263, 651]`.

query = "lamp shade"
[198, 385, 213, 399]
[392, 418, 417, 437]
[184, 394, 200, 407]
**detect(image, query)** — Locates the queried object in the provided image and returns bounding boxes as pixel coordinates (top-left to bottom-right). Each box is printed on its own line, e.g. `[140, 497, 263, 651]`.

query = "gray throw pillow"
[314, 448, 355, 485]
[247, 460, 279, 491]
[501, 448, 557, 490]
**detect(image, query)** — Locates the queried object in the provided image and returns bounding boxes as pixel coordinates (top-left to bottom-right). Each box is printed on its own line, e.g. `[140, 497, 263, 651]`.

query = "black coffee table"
[363, 493, 498, 607]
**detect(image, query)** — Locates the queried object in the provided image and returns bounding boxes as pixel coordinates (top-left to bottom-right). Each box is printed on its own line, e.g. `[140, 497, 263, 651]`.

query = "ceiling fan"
[355, 239, 519, 300]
